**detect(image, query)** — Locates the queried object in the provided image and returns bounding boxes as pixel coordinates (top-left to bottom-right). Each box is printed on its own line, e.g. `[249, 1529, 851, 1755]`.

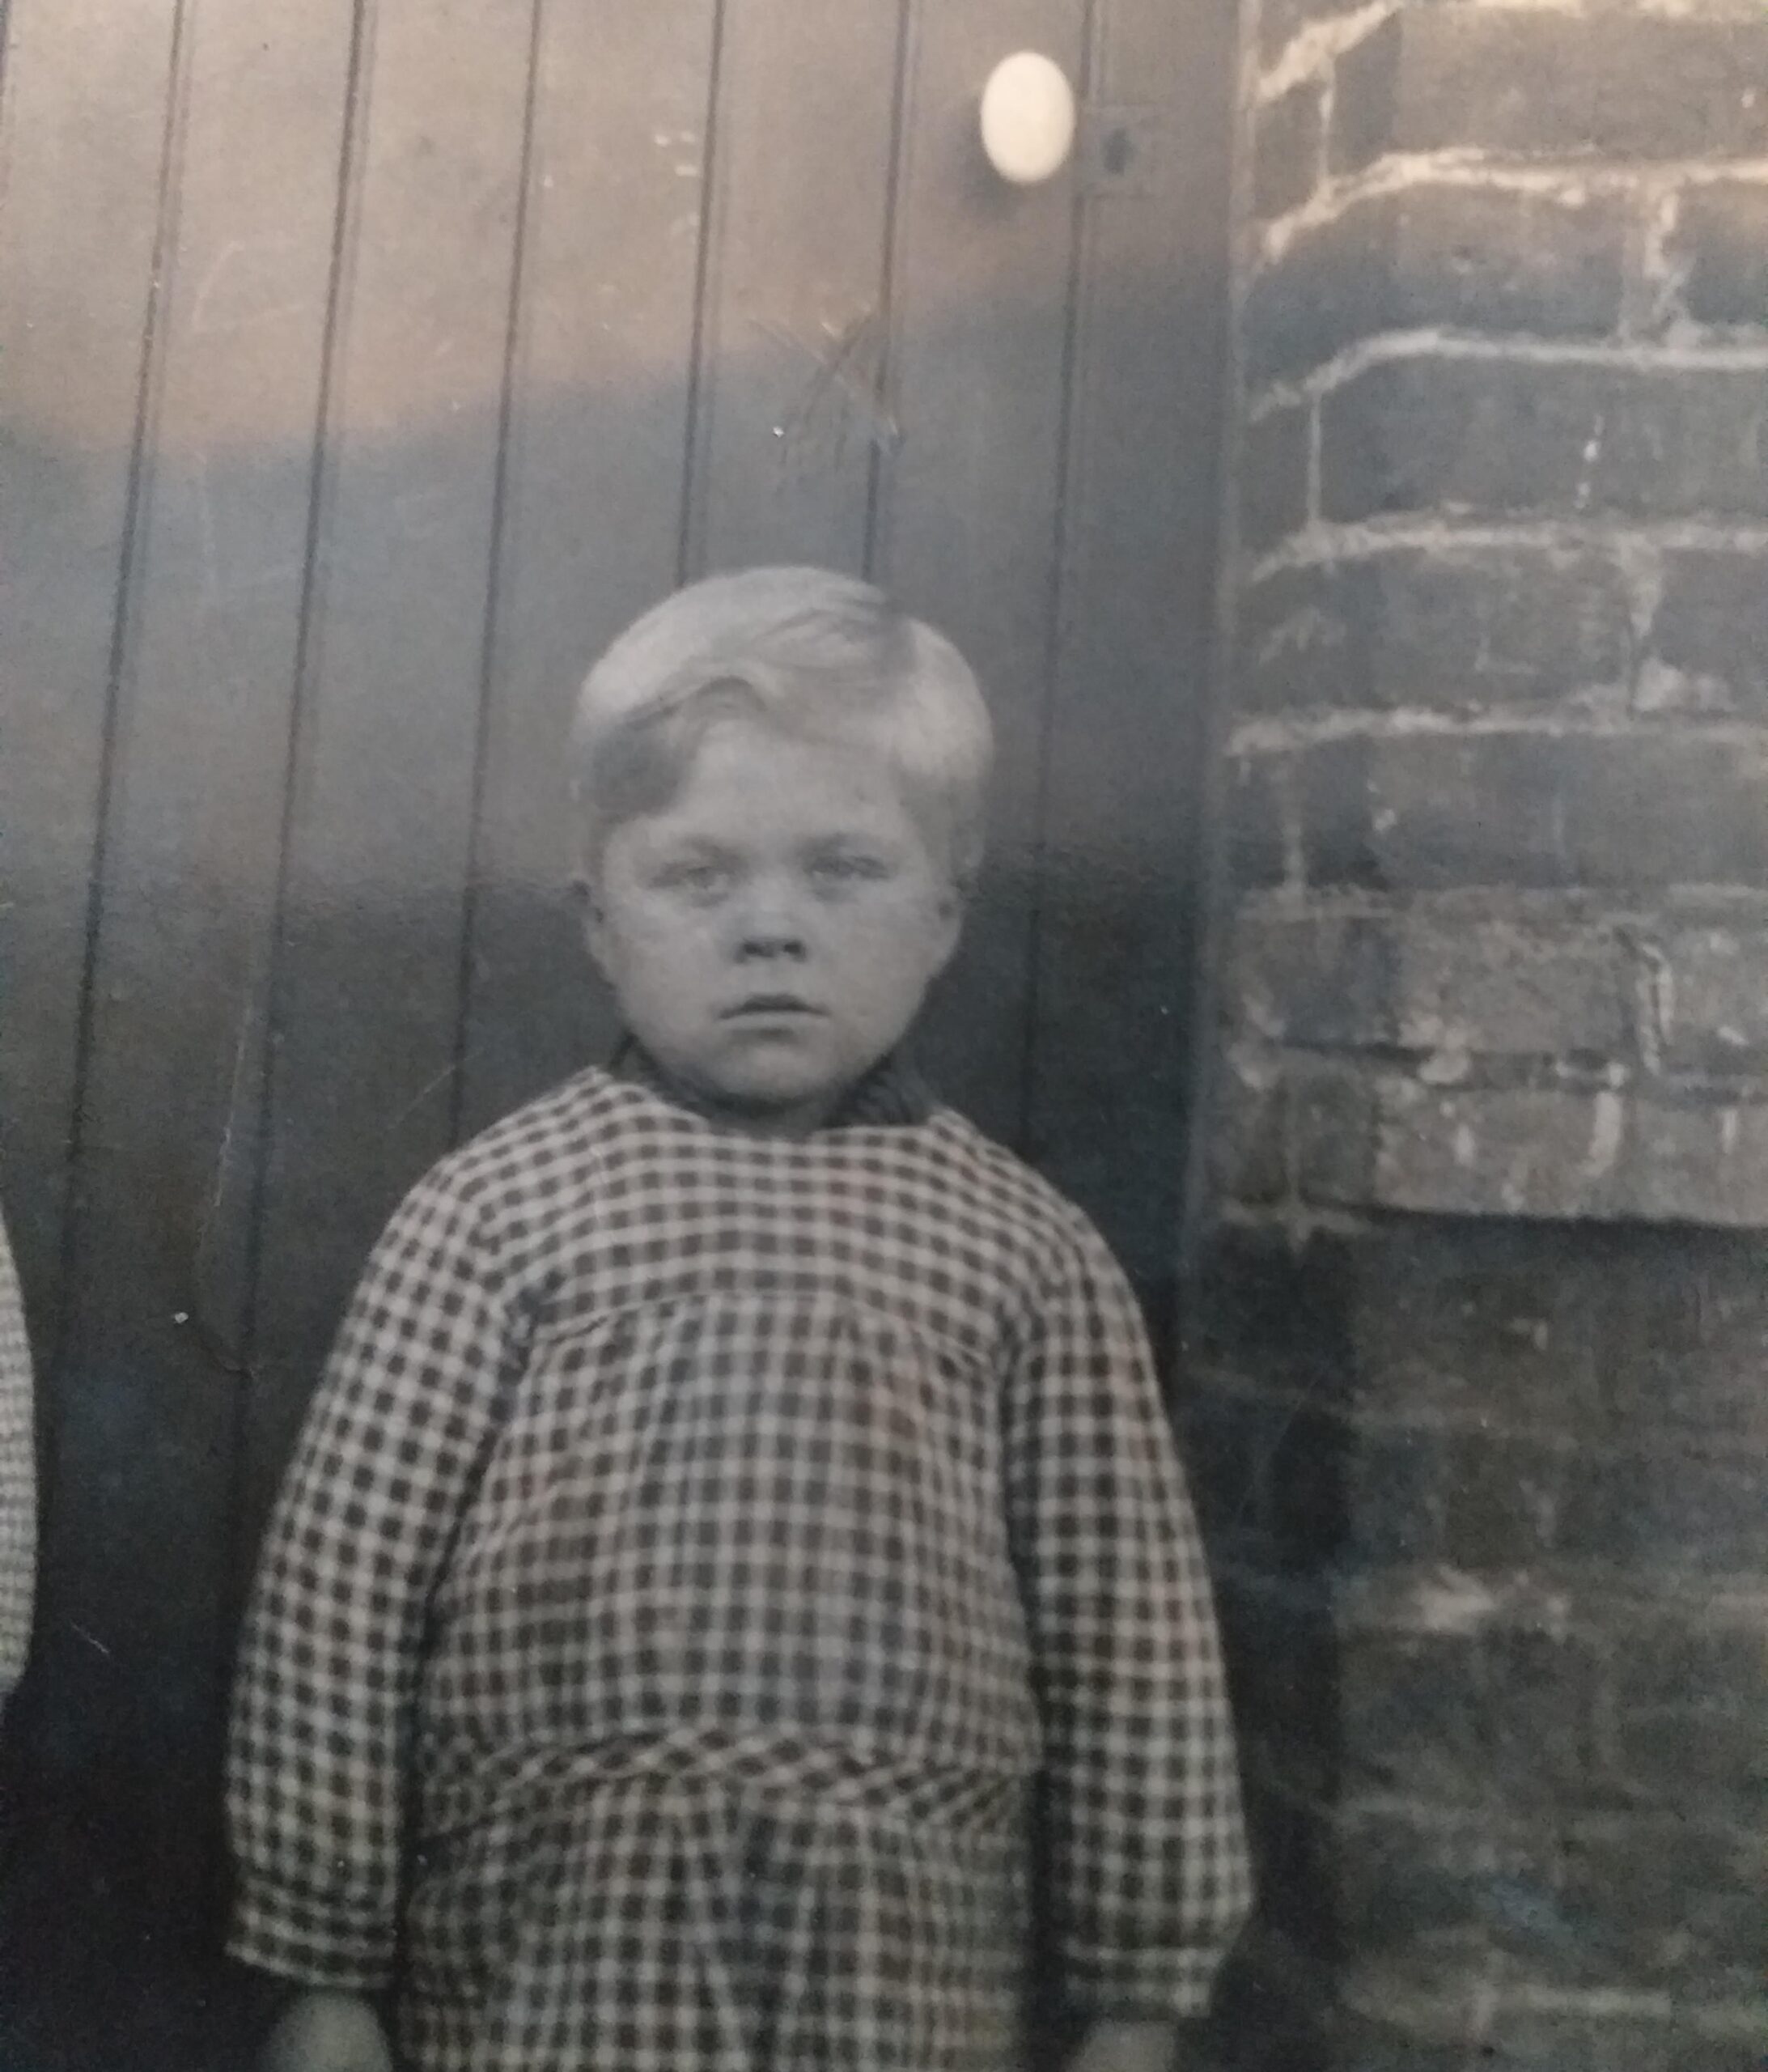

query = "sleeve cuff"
[228, 1889, 397, 1995]
[1060, 1941, 1236, 2023]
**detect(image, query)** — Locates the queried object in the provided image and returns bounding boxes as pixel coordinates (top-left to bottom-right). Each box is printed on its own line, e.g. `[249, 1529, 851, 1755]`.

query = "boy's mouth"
[722, 995, 825, 1019]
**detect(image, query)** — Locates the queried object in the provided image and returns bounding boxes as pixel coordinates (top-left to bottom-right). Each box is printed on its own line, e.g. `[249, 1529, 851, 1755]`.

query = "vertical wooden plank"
[876, 0, 1086, 1148]
[18, 0, 354, 1972]
[1024, 0, 1236, 1293]
[458, 0, 720, 1138]
[35, 0, 356, 1842]
[0, 11, 182, 2042]
[685, 0, 906, 578]
[0, 0, 180, 1342]
[0, 11, 180, 2061]
[246, 0, 536, 1533]
[0, 0, 358, 2055]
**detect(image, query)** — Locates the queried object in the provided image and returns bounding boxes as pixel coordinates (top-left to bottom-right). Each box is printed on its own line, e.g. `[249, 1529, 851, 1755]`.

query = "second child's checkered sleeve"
[0, 1214, 36, 1712]
[227, 1169, 519, 1990]
[1006, 1213, 1253, 2022]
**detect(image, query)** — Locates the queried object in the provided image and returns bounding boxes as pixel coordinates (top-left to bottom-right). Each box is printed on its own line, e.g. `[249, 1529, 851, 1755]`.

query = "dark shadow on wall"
[1177, 1234, 1354, 2072]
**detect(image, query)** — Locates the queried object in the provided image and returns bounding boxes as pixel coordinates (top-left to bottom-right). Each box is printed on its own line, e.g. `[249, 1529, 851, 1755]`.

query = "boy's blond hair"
[570, 567, 994, 890]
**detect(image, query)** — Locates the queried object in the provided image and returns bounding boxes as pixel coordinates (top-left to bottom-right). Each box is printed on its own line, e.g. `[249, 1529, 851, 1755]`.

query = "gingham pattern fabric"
[228, 1062, 1249, 2070]
[0, 1212, 36, 1709]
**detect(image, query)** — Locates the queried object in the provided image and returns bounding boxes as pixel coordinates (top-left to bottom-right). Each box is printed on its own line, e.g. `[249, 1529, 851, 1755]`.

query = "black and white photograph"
[0, 1, 1764, 2067]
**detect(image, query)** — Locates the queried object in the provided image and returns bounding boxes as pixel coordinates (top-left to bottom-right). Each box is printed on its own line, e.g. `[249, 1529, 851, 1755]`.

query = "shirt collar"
[608, 1037, 935, 1132]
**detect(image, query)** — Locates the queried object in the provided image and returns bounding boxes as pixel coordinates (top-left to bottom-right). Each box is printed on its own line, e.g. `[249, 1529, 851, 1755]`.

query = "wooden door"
[0, 0, 1233, 2061]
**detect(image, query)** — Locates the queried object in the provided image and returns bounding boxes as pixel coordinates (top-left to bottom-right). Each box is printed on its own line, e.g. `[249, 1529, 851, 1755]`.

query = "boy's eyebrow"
[799, 830, 896, 852]
[639, 827, 737, 851]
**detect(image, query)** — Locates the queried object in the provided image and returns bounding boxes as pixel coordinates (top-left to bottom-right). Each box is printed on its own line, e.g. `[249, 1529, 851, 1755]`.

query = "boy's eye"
[808, 851, 890, 888]
[655, 859, 733, 898]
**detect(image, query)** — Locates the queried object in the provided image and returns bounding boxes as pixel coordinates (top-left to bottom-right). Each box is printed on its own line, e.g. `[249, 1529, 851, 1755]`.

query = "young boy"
[228, 568, 1250, 2072]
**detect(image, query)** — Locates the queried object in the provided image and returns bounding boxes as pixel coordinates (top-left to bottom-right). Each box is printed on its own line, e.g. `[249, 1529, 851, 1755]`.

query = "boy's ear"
[926, 881, 966, 978]
[570, 869, 610, 972]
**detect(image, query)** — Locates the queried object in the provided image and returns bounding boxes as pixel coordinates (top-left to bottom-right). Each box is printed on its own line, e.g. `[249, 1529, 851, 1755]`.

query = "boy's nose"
[736, 919, 808, 961]
[732, 882, 809, 961]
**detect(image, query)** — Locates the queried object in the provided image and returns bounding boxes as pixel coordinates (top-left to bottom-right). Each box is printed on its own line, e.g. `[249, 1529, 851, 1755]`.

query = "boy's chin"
[710, 1064, 851, 1122]
[693, 1047, 881, 1130]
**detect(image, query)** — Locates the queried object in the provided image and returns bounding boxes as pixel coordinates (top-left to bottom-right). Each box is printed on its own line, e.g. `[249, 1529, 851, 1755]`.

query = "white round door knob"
[980, 52, 1078, 185]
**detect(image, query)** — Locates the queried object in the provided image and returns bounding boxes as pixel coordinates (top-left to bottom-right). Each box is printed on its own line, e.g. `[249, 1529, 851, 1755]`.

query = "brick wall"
[1200, 2, 1768, 2065]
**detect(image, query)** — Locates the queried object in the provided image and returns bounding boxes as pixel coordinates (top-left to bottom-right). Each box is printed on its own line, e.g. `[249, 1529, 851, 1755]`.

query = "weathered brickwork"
[1204, 2, 1768, 2065]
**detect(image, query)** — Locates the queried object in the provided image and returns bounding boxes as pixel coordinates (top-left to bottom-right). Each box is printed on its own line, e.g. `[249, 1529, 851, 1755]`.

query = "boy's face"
[583, 715, 963, 1135]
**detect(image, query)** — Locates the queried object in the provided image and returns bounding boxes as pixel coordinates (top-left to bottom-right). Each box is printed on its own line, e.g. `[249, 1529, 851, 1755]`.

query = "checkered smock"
[228, 1062, 1249, 2071]
[0, 1211, 36, 1709]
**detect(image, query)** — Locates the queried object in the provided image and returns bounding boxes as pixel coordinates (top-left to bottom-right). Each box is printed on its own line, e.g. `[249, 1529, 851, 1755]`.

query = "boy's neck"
[609, 1038, 934, 1132]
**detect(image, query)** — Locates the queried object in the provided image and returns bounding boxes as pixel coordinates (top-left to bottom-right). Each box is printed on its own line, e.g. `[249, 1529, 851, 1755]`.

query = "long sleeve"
[227, 1169, 521, 1989]
[1006, 1213, 1252, 2021]
[0, 1213, 37, 1710]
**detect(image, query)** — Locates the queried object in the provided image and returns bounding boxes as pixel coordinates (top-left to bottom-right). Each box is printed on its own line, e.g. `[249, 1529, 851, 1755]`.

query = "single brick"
[1210, 1055, 1290, 1205]
[1321, 357, 1768, 525]
[1343, 1220, 1607, 1432]
[1394, 914, 1630, 1058]
[1254, 79, 1326, 221]
[1603, 1228, 1768, 1437]
[1608, 1608, 1768, 1719]
[1669, 180, 1768, 329]
[1294, 1062, 1378, 1204]
[1185, 1224, 1359, 1403]
[1240, 398, 1312, 555]
[1248, 1787, 1339, 1964]
[1211, 1570, 1338, 1800]
[1227, 911, 1393, 1047]
[1175, 1382, 1289, 1544]
[1484, 2002, 1768, 2072]
[1647, 548, 1768, 718]
[1245, 185, 1627, 387]
[1435, 1427, 1574, 1572]
[1609, 1701, 1768, 1821]
[1238, 548, 1633, 716]
[1482, 1627, 1602, 1803]
[1226, 754, 1288, 889]
[1240, 561, 1376, 714]
[1326, 2000, 1488, 2072]
[1268, 1407, 1463, 1572]
[1624, 1093, 1768, 1225]
[1473, 2002, 1678, 2072]
[1556, 1815, 1768, 1993]
[1302, 733, 1768, 894]
[1373, 1081, 1629, 1218]
[1302, 735, 1570, 892]
[1331, 1801, 1558, 1968]
[1606, 1612, 1768, 1814]
[1684, 2010, 1768, 2072]
[1562, 1441, 1768, 1575]
[1558, 735, 1768, 894]
[1687, 2019, 1768, 2072]
[1647, 923, 1768, 1073]
[1297, 735, 1383, 889]
[1332, 11, 1768, 169]
[1337, 1626, 1487, 1802]
[1328, 12, 1401, 178]
[1269, 1402, 1366, 1569]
